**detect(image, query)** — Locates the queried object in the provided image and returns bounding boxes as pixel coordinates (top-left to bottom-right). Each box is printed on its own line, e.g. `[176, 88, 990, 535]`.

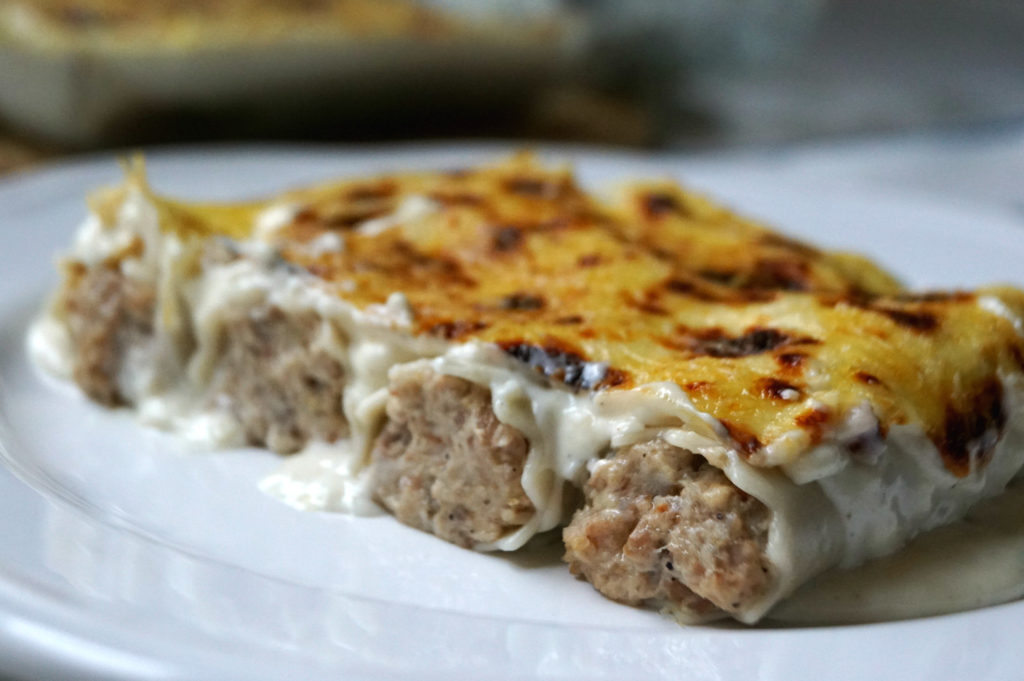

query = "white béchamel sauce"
[771, 478, 1024, 624]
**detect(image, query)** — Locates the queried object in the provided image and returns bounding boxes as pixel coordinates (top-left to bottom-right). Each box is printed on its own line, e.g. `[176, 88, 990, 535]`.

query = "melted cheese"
[30, 154, 1024, 624]
[2, 0, 478, 49]
[236, 160, 1023, 487]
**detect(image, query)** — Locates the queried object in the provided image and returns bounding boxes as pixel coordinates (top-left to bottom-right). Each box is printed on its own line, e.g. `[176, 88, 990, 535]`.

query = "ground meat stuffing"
[370, 367, 535, 548]
[208, 305, 348, 454]
[563, 439, 772, 619]
[61, 264, 156, 406]
[61, 261, 347, 454]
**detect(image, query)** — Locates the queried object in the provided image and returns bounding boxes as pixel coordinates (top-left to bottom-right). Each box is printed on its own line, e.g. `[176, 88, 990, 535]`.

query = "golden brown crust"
[3, 0, 459, 48]
[607, 180, 903, 298]
[1, 0, 570, 53]
[99, 154, 1024, 477]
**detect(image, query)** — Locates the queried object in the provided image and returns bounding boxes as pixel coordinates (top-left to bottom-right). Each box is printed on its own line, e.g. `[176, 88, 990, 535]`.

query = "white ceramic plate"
[2, 145, 1024, 681]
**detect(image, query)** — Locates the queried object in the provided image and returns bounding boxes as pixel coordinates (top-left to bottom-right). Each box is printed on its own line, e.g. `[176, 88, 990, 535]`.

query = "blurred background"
[1, 0, 1022, 174]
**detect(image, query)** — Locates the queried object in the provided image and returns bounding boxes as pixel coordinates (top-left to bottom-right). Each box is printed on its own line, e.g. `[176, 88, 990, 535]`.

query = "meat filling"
[59, 260, 348, 454]
[58, 261, 771, 618]
[207, 305, 348, 454]
[61, 263, 157, 406]
[563, 439, 773, 619]
[370, 367, 535, 548]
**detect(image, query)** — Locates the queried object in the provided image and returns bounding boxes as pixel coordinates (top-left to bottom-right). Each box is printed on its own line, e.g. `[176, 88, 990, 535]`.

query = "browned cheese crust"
[563, 439, 772, 619]
[370, 366, 534, 548]
[6, 0, 463, 47]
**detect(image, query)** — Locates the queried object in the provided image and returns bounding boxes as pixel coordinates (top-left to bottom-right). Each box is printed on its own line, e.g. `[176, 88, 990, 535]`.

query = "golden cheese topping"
[1, 0, 559, 51]
[108, 154, 1024, 478]
[607, 180, 903, 297]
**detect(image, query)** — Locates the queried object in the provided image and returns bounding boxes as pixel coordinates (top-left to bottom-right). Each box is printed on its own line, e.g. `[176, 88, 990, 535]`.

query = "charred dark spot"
[499, 293, 545, 311]
[662, 278, 726, 303]
[386, 241, 477, 287]
[855, 371, 883, 386]
[795, 407, 831, 445]
[892, 291, 974, 304]
[555, 315, 584, 325]
[757, 377, 801, 401]
[776, 352, 807, 370]
[746, 258, 811, 291]
[796, 408, 830, 427]
[293, 207, 319, 223]
[499, 340, 627, 391]
[1011, 344, 1024, 374]
[578, 253, 602, 267]
[665, 278, 697, 295]
[650, 247, 676, 263]
[345, 183, 396, 201]
[876, 307, 939, 332]
[428, 319, 488, 340]
[663, 277, 778, 304]
[697, 269, 736, 285]
[492, 226, 523, 252]
[739, 289, 779, 303]
[826, 290, 874, 307]
[577, 209, 615, 228]
[938, 380, 1006, 477]
[791, 336, 821, 346]
[628, 299, 668, 315]
[642, 192, 688, 219]
[686, 327, 801, 358]
[625, 288, 672, 316]
[845, 297, 941, 333]
[666, 279, 697, 294]
[721, 420, 762, 456]
[325, 206, 392, 229]
[437, 258, 476, 286]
